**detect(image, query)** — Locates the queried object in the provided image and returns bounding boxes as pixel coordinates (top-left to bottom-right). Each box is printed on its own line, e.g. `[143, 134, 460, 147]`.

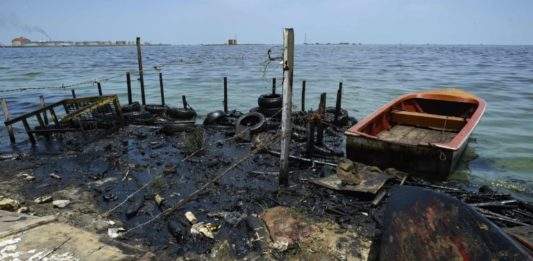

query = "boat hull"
[345, 88, 485, 179]
[346, 134, 468, 179]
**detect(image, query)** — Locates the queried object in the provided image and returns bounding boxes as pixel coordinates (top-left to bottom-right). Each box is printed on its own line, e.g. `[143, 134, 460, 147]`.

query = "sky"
[1, 0, 532, 45]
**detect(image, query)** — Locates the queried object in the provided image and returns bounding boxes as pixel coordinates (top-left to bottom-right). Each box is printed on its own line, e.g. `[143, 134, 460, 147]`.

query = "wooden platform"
[377, 125, 456, 145]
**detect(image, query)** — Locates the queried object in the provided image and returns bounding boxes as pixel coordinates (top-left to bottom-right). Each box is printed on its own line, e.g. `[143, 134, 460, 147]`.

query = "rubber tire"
[235, 112, 266, 134]
[258, 94, 282, 109]
[121, 102, 141, 113]
[260, 107, 282, 118]
[167, 107, 197, 119]
[144, 104, 168, 115]
[160, 123, 195, 135]
[204, 110, 227, 125]
[123, 111, 153, 121]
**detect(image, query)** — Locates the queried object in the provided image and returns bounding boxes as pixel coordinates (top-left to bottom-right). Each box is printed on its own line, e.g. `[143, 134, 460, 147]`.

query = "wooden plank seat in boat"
[390, 109, 467, 131]
[377, 125, 456, 145]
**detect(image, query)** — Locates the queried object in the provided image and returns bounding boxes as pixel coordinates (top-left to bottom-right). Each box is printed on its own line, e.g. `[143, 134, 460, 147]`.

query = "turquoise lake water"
[0, 44, 532, 200]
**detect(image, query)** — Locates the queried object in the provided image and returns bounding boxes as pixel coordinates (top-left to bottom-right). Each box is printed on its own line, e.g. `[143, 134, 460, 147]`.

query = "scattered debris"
[17, 173, 35, 182]
[34, 195, 53, 204]
[107, 227, 126, 239]
[0, 197, 20, 211]
[17, 206, 29, 213]
[50, 173, 62, 180]
[272, 240, 289, 252]
[52, 200, 71, 208]
[185, 211, 198, 224]
[190, 222, 219, 239]
[154, 194, 164, 206]
[336, 158, 362, 185]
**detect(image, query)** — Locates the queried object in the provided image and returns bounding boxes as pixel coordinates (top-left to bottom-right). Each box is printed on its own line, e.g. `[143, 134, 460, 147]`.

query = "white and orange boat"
[345, 88, 486, 179]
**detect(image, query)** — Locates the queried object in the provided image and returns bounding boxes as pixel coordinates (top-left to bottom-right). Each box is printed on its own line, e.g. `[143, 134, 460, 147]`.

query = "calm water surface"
[0, 44, 532, 199]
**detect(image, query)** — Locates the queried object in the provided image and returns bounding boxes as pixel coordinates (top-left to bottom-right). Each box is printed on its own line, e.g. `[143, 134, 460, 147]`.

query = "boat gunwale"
[345, 89, 486, 151]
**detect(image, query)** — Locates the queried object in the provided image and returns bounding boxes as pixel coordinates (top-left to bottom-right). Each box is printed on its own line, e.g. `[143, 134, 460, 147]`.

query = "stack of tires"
[254, 93, 282, 118]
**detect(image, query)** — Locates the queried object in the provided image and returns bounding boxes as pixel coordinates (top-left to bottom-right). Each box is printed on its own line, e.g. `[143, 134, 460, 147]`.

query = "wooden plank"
[377, 125, 415, 143]
[391, 110, 466, 130]
[0, 210, 56, 238]
[21, 119, 36, 144]
[1, 98, 16, 144]
[400, 127, 431, 145]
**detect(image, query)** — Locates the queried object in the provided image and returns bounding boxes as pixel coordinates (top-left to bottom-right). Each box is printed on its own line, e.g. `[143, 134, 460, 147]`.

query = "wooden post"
[71, 89, 76, 98]
[223, 77, 228, 113]
[1, 98, 16, 144]
[22, 119, 35, 144]
[301, 80, 306, 112]
[317, 93, 326, 145]
[136, 37, 146, 105]
[335, 81, 343, 124]
[126, 72, 132, 104]
[182, 95, 187, 109]
[279, 28, 294, 186]
[50, 108, 60, 126]
[159, 72, 165, 106]
[272, 78, 276, 95]
[97, 82, 103, 96]
[306, 121, 315, 158]
[39, 96, 48, 125]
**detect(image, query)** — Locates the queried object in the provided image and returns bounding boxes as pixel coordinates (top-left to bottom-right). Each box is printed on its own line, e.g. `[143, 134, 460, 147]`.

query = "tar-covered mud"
[0, 108, 532, 260]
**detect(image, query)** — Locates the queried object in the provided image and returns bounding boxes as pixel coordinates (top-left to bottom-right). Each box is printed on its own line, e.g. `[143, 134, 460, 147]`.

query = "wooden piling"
[21, 119, 35, 144]
[279, 28, 294, 186]
[97, 82, 103, 96]
[71, 89, 76, 98]
[126, 72, 132, 104]
[306, 121, 315, 158]
[136, 37, 146, 105]
[182, 95, 187, 109]
[223, 77, 228, 113]
[272, 78, 276, 95]
[334, 81, 343, 123]
[1, 98, 16, 144]
[39, 96, 48, 125]
[301, 80, 306, 112]
[317, 93, 326, 145]
[159, 72, 165, 106]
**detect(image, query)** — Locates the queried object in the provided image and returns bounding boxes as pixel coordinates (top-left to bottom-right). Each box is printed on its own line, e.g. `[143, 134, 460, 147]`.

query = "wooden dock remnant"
[301, 80, 306, 112]
[2, 95, 123, 145]
[223, 77, 228, 113]
[1, 98, 16, 144]
[317, 93, 326, 145]
[280, 28, 294, 186]
[126, 72, 132, 104]
[159, 72, 165, 106]
[136, 37, 146, 105]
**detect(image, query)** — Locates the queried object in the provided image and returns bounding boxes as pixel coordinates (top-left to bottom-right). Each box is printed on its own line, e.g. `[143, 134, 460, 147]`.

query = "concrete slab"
[0, 210, 137, 260]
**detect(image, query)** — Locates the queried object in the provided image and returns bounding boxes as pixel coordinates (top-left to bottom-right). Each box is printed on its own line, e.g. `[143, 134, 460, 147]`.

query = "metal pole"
[159, 72, 165, 106]
[301, 80, 306, 112]
[223, 77, 228, 113]
[97, 82, 103, 96]
[335, 81, 343, 124]
[1, 98, 16, 144]
[279, 28, 294, 186]
[136, 37, 146, 105]
[272, 78, 276, 95]
[126, 72, 132, 104]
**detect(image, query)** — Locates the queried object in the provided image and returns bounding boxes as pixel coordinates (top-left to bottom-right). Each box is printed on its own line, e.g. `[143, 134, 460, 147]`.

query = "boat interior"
[360, 97, 478, 145]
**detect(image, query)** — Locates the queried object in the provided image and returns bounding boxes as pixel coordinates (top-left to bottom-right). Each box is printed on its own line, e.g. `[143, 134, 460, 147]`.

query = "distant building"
[116, 41, 126, 46]
[12, 37, 31, 47]
[228, 39, 237, 45]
